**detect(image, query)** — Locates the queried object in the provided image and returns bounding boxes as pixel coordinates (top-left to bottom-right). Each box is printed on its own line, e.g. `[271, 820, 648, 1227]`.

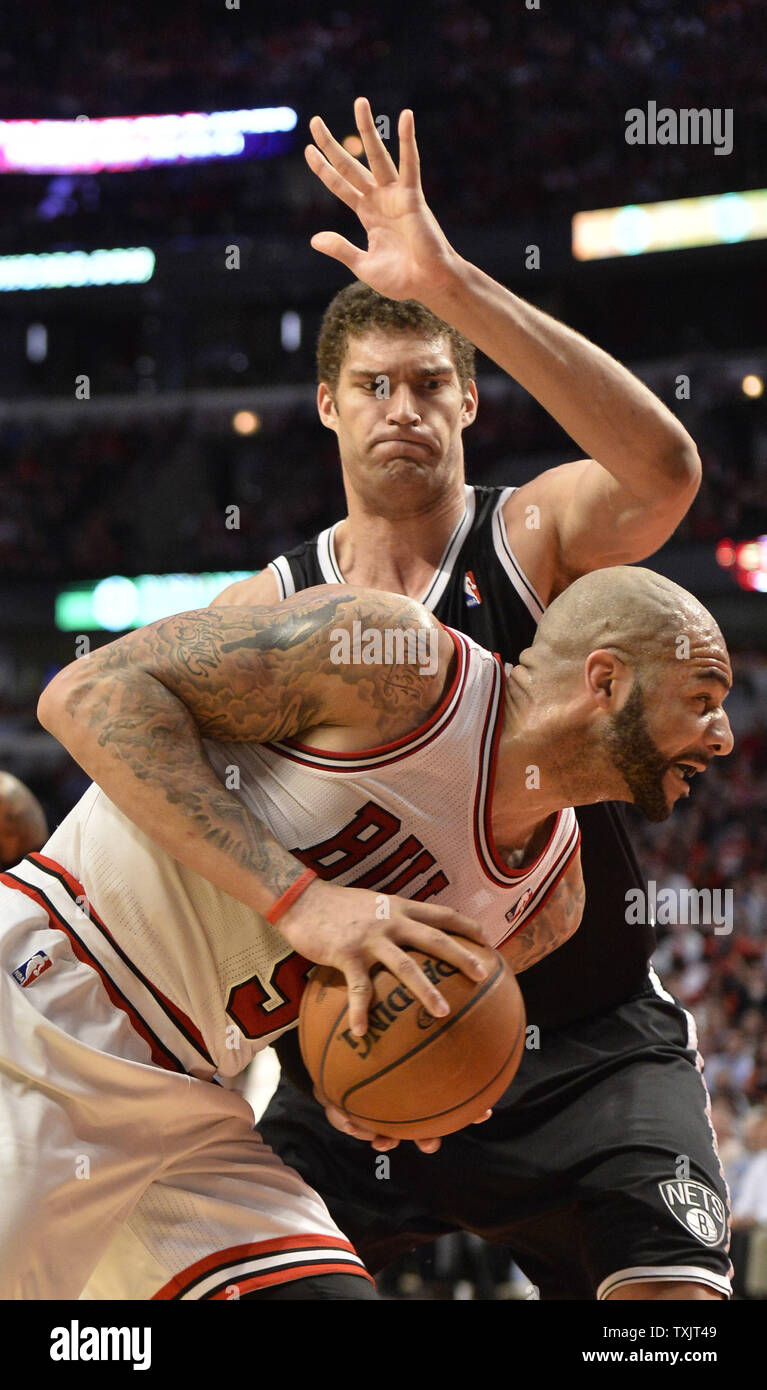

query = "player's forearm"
[424, 256, 700, 499]
[499, 851, 585, 974]
[37, 661, 305, 913]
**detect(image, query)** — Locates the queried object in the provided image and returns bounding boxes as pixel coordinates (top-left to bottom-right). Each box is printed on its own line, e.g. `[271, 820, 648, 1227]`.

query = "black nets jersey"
[267, 483, 655, 1029]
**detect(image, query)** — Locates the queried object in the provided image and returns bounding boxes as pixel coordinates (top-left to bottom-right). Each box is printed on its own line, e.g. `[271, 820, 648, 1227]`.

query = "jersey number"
[226, 952, 314, 1041]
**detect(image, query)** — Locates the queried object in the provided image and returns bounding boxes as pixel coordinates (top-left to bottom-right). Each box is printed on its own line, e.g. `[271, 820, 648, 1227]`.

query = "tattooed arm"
[37, 586, 487, 1031]
[499, 850, 585, 974]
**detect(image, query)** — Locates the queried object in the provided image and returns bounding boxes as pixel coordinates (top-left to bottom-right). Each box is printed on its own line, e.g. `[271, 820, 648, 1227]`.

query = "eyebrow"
[694, 669, 732, 694]
[346, 365, 455, 378]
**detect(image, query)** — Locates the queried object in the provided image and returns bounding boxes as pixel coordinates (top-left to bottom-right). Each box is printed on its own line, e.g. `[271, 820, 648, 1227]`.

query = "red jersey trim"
[204, 1262, 373, 1299]
[151, 1233, 374, 1299]
[268, 627, 469, 772]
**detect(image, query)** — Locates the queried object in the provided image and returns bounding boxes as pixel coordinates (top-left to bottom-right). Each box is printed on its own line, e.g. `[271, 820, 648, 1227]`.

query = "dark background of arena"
[2, 0, 766, 1301]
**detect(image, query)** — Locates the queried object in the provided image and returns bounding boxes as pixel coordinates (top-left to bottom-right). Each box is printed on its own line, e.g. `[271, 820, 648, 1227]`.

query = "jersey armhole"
[492, 488, 546, 622]
[268, 556, 296, 600]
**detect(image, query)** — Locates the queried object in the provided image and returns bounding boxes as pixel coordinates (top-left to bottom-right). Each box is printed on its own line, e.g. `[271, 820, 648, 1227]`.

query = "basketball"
[298, 941, 526, 1140]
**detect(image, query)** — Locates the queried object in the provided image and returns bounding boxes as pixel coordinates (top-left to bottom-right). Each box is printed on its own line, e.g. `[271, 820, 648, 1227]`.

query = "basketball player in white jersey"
[1, 563, 730, 1299]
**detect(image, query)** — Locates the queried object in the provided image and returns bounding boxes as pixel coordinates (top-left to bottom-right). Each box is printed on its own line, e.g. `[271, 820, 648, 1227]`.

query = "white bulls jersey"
[8, 627, 578, 1081]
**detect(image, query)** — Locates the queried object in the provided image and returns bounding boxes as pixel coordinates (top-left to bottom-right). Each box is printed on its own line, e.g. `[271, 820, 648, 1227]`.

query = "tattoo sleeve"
[37, 588, 445, 913]
[499, 850, 585, 974]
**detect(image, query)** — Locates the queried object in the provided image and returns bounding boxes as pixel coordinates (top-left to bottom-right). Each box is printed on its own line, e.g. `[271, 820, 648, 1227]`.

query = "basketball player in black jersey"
[215, 100, 732, 1300]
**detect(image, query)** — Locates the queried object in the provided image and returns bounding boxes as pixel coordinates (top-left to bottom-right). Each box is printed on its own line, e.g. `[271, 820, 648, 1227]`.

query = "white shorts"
[0, 875, 373, 1300]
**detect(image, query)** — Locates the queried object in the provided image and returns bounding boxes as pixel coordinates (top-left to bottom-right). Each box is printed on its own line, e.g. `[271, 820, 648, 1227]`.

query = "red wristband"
[265, 867, 318, 925]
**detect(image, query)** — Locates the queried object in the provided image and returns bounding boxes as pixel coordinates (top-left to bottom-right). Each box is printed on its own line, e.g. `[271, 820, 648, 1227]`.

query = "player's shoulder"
[301, 584, 441, 637]
[211, 533, 327, 608]
[210, 568, 280, 606]
[497, 476, 570, 607]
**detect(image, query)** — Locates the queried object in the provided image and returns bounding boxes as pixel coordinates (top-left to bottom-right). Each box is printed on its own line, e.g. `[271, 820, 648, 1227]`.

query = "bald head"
[533, 566, 726, 679]
[499, 566, 732, 827]
[0, 773, 48, 868]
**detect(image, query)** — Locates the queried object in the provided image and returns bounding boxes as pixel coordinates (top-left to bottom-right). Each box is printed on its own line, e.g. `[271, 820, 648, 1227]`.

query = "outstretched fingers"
[308, 231, 365, 273]
[397, 107, 422, 189]
[304, 141, 363, 214]
[353, 96, 399, 185]
[308, 114, 375, 196]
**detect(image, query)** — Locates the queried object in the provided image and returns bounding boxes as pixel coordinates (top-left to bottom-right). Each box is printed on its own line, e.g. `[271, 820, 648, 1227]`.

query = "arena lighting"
[716, 537, 767, 593]
[280, 310, 301, 351]
[0, 247, 155, 291]
[232, 410, 260, 435]
[55, 572, 257, 632]
[0, 107, 297, 174]
[742, 373, 764, 398]
[572, 188, 767, 260]
[26, 322, 47, 361]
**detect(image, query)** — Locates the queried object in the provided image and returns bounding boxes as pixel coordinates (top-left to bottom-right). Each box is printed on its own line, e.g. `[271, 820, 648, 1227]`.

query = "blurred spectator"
[732, 1109, 767, 1229]
[0, 771, 48, 867]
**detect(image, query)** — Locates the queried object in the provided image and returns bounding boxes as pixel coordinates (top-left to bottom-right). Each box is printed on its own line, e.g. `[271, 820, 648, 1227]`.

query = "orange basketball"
[298, 940, 525, 1140]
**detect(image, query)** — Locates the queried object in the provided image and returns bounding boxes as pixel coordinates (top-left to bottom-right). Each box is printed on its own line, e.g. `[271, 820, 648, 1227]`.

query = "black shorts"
[259, 970, 732, 1300]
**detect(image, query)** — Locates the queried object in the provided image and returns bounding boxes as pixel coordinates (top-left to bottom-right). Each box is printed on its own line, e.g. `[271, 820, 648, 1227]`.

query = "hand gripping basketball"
[299, 938, 525, 1141]
[276, 879, 492, 1038]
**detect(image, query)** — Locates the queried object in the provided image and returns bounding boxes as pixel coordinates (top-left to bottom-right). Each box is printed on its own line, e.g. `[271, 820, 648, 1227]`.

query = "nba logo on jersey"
[463, 570, 482, 607]
[12, 950, 52, 987]
[506, 889, 533, 925]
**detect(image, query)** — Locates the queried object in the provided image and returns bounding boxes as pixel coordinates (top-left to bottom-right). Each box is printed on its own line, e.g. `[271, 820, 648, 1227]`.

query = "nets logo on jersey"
[658, 1179, 727, 1246]
[463, 570, 482, 607]
[12, 950, 53, 987]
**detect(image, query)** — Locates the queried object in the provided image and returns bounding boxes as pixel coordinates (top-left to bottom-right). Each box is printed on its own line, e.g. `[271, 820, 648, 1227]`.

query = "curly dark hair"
[316, 281, 476, 394]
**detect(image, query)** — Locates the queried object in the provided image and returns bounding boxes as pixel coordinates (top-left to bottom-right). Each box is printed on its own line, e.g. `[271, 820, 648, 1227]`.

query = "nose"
[706, 710, 734, 758]
[386, 385, 421, 425]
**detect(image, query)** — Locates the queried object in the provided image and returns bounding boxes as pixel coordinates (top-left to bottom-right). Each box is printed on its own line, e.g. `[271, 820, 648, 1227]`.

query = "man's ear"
[460, 380, 479, 428]
[317, 382, 339, 432]
[584, 650, 630, 708]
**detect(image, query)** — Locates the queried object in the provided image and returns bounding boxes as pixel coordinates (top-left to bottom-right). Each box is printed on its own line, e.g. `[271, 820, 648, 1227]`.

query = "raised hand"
[304, 95, 459, 302]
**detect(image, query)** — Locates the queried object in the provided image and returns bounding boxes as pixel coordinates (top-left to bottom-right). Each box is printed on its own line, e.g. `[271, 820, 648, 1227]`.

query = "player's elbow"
[37, 666, 70, 735]
[37, 658, 92, 739]
[659, 437, 702, 504]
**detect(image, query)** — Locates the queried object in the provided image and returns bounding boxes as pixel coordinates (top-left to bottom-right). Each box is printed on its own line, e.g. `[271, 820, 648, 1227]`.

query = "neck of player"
[333, 473, 467, 596]
[491, 669, 625, 863]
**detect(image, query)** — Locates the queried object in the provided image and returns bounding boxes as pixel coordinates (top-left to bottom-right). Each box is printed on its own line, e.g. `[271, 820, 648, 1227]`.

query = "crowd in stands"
[1, 0, 765, 252]
[0, 380, 764, 584]
[633, 673, 767, 1298]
